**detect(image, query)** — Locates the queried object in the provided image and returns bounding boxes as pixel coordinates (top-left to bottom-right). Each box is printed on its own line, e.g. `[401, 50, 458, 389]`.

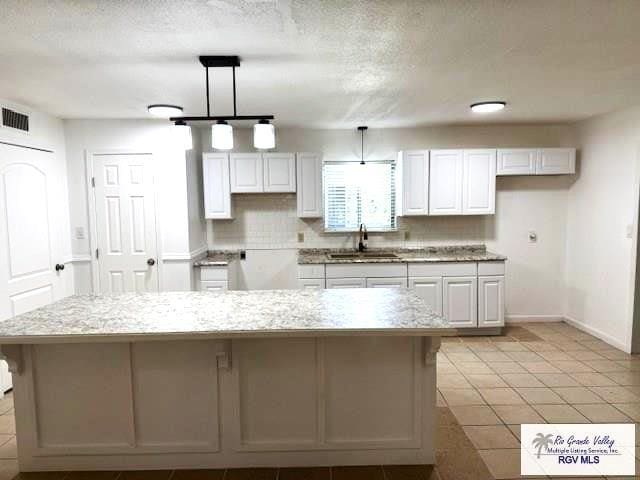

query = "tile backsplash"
[207, 194, 489, 250]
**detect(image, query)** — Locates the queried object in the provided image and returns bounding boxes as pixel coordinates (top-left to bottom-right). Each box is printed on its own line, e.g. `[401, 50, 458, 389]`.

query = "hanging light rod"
[169, 55, 275, 123]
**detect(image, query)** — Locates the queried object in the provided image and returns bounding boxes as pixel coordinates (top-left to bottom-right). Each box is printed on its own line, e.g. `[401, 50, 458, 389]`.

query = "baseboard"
[505, 315, 564, 323]
[563, 315, 630, 353]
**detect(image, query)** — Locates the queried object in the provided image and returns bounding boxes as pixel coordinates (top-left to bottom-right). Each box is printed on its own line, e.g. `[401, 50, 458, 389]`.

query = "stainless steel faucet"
[358, 223, 368, 252]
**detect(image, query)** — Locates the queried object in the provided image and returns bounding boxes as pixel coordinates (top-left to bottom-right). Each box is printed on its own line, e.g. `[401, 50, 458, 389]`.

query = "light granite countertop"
[193, 250, 239, 267]
[0, 290, 452, 344]
[298, 244, 506, 264]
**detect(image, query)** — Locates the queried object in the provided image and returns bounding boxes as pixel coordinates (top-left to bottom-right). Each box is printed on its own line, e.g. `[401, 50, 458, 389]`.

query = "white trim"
[162, 245, 208, 262]
[505, 315, 564, 323]
[69, 255, 92, 263]
[563, 315, 630, 353]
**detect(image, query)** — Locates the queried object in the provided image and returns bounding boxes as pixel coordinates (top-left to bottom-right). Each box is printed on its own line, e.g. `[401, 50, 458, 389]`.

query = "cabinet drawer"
[200, 267, 229, 281]
[478, 261, 505, 276]
[326, 263, 407, 278]
[298, 264, 326, 279]
[200, 280, 228, 292]
[408, 262, 476, 277]
[365, 277, 408, 288]
[326, 277, 366, 289]
[298, 278, 325, 289]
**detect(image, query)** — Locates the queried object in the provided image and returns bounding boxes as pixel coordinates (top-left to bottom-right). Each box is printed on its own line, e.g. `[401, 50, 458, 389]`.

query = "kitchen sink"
[327, 252, 399, 260]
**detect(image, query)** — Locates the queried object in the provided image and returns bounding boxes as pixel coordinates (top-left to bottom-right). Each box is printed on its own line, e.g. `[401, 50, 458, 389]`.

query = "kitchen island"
[0, 289, 451, 472]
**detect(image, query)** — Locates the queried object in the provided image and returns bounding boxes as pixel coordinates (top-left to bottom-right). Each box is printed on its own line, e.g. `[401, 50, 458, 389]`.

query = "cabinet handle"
[147, 258, 156, 266]
[55, 263, 65, 272]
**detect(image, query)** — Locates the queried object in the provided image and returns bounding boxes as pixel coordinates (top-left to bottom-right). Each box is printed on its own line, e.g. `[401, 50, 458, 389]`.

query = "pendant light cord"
[358, 126, 368, 165]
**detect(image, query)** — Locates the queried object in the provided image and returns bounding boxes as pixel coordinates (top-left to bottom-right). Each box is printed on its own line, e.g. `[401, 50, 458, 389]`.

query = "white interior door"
[0, 143, 69, 392]
[92, 153, 159, 293]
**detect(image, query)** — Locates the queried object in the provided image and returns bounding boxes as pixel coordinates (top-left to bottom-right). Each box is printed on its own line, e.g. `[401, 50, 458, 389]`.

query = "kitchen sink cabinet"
[326, 277, 366, 289]
[408, 277, 443, 317]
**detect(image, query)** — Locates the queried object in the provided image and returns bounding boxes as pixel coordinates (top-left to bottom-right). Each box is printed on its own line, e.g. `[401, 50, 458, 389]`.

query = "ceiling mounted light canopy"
[148, 104, 183, 118]
[358, 126, 368, 165]
[168, 55, 275, 150]
[470, 101, 506, 113]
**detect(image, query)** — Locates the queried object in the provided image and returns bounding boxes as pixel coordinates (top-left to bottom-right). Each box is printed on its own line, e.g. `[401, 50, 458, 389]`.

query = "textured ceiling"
[1, 0, 640, 128]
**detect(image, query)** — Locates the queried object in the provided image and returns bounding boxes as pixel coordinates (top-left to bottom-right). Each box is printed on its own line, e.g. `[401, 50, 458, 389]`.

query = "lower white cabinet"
[408, 277, 443, 317]
[478, 276, 505, 327]
[198, 264, 237, 291]
[201, 280, 228, 292]
[326, 278, 366, 289]
[298, 278, 325, 289]
[443, 276, 477, 328]
[366, 277, 408, 288]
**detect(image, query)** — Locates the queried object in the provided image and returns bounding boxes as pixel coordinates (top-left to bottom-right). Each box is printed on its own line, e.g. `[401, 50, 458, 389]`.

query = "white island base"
[8, 336, 441, 471]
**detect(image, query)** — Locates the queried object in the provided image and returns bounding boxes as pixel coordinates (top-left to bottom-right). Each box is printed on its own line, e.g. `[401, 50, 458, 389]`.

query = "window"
[323, 160, 396, 232]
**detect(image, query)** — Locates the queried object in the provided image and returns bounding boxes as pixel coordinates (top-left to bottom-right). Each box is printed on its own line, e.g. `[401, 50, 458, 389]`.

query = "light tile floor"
[0, 323, 638, 480]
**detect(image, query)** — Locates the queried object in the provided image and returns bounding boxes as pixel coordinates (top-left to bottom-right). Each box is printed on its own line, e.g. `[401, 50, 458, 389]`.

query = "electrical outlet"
[240, 250, 246, 260]
[528, 231, 537, 243]
[404, 230, 410, 241]
[297, 232, 305, 243]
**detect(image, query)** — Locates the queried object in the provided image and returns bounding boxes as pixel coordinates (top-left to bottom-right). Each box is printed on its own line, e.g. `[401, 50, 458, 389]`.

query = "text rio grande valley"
[545, 435, 619, 464]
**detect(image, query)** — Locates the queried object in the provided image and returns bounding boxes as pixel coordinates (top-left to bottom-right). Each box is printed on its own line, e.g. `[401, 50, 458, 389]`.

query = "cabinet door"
[365, 277, 408, 288]
[536, 148, 576, 175]
[230, 153, 263, 192]
[296, 153, 323, 217]
[326, 278, 366, 289]
[203, 153, 233, 219]
[408, 277, 443, 316]
[442, 276, 477, 328]
[478, 276, 504, 327]
[200, 280, 228, 292]
[298, 278, 325, 289]
[497, 149, 536, 175]
[463, 149, 496, 215]
[429, 150, 463, 215]
[398, 150, 429, 216]
[263, 153, 296, 192]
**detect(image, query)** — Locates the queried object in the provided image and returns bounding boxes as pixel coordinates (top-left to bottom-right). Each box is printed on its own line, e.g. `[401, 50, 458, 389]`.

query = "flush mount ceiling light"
[470, 101, 506, 113]
[358, 126, 368, 165]
[148, 104, 183, 118]
[169, 56, 275, 151]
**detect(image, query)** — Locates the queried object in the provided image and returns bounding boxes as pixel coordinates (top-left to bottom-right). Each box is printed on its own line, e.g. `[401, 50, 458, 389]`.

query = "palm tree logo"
[532, 433, 554, 459]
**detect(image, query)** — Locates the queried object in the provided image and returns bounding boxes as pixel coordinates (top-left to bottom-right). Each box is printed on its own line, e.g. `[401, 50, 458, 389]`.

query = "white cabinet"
[429, 150, 463, 215]
[408, 277, 443, 316]
[198, 264, 236, 291]
[366, 277, 408, 288]
[497, 149, 537, 175]
[443, 276, 477, 328]
[203, 153, 233, 219]
[478, 276, 505, 327]
[230, 153, 263, 193]
[296, 153, 323, 218]
[201, 280, 228, 292]
[326, 278, 366, 289]
[536, 148, 575, 175]
[298, 278, 325, 289]
[397, 150, 429, 216]
[463, 149, 496, 215]
[230, 153, 296, 193]
[263, 153, 296, 192]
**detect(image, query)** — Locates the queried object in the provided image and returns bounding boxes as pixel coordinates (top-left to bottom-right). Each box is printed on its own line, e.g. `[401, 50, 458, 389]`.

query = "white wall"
[64, 120, 207, 292]
[565, 106, 640, 352]
[202, 124, 577, 317]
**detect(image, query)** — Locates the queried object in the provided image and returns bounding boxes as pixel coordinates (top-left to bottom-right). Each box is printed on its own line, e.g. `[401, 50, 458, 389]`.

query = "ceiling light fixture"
[358, 126, 368, 165]
[173, 120, 193, 150]
[148, 104, 183, 118]
[470, 101, 506, 113]
[169, 56, 275, 150]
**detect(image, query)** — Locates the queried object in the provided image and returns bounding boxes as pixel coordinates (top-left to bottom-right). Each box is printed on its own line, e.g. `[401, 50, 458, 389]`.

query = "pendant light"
[173, 120, 193, 150]
[212, 120, 233, 150]
[253, 119, 275, 149]
[357, 126, 368, 165]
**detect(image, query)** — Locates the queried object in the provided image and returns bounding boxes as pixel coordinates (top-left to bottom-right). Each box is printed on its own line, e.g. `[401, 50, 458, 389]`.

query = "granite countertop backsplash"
[298, 244, 506, 264]
[193, 250, 240, 267]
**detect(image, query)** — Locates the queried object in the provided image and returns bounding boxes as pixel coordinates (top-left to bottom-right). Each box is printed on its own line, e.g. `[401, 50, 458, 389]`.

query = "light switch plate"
[297, 232, 304, 243]
[404, 230, 410, 241]
[528, 231, 537, 243]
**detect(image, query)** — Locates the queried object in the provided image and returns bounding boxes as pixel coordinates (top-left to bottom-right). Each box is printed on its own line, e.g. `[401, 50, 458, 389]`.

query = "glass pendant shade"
[173, 122, 192, 150]
[253, 120, 275, 149]
[212, 121, 233, 150]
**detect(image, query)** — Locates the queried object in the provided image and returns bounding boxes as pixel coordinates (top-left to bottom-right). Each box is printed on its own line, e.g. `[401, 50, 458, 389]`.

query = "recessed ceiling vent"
[2, 107, 30, 132]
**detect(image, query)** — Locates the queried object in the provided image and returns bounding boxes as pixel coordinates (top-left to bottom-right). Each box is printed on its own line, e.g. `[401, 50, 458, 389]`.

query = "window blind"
[323, 160, 396, 232]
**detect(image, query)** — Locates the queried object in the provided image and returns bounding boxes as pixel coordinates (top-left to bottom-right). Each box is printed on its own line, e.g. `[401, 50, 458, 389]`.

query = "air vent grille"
[2, 108, 29, 132]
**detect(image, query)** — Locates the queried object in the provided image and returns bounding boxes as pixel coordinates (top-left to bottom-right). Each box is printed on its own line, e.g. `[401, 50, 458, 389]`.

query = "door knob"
[147, 258, 156, 266]
[55, 263, 65, 272]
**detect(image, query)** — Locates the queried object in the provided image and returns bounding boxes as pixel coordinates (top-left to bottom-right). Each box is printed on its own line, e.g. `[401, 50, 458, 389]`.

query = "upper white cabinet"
[497, 148, 576, 175]
[536, 148, 575, 175]
[296, 153, 323, 218]
[230, 153, 296, 193]
[463, 149, 496, 215]
[429, 150, 463, 215]
[203, 153, 233, 219]
[497, 149, 537, 175]
[397, 150, 429, 216]
[429, 149, 495, 215]
[263, 153, 296, 192]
